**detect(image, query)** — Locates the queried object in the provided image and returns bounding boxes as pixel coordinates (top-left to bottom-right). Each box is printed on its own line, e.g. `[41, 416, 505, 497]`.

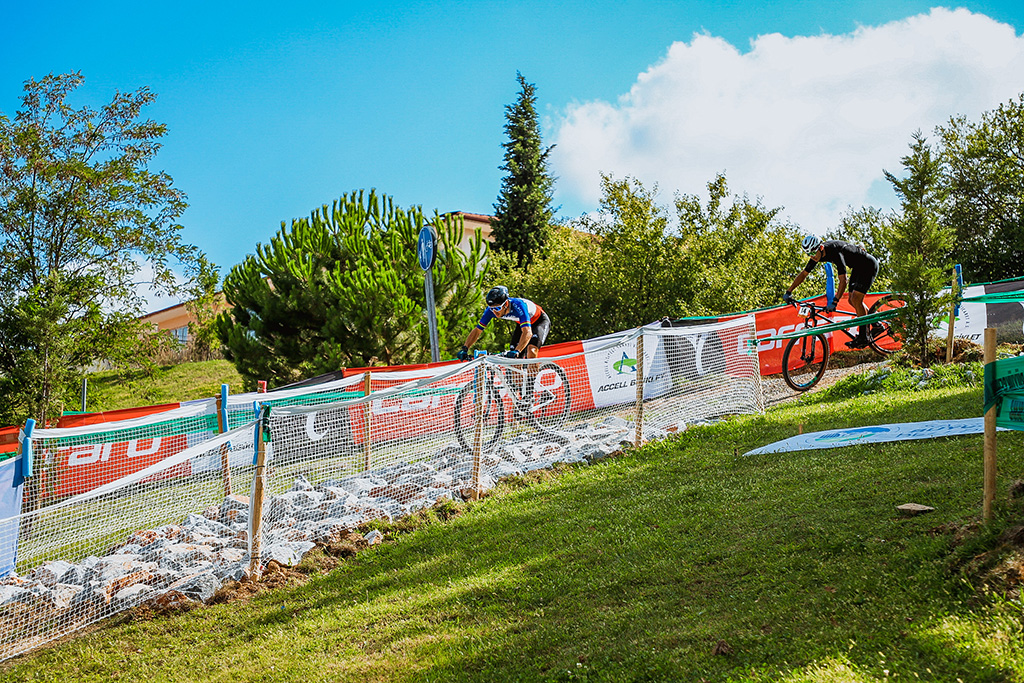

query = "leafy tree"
[491, 72, 556, 268]
[675, 174, 806, 315]
[883, 132, 955, 367]
[0, 72, 203, 424]
[216, 191, 488, 389]
[825, 206, 893, 292]
[493, 173, 803, 342]
[495, 175, 687, 342]
[939, 94, 1024, 282]
[184, 255, 222, 361]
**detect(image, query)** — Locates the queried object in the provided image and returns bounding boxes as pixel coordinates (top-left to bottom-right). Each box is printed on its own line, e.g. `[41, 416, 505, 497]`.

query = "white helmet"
[801, 234, 823, 255]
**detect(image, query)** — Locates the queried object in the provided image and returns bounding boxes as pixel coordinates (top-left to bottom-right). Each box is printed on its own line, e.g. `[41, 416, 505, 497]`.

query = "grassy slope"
[84, 360, 244, 412]
[5, 380, 1024, 682]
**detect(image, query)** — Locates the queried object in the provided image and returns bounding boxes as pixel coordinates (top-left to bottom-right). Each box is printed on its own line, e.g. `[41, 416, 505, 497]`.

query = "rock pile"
[1, 416, 680, 660]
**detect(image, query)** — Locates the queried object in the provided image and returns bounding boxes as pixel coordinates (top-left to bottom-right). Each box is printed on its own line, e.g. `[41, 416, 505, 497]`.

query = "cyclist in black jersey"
[783, 235, 882, 349]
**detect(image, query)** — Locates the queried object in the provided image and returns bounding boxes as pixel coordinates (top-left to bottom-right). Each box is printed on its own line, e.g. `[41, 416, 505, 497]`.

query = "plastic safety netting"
[0, 316, 761, 661]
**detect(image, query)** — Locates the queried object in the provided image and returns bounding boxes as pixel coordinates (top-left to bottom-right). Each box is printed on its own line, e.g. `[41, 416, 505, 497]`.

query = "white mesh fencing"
[0, 316, 760, 661]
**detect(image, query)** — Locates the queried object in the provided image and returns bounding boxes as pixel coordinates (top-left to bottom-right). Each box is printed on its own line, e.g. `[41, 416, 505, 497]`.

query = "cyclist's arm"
[463, 310, 493, 349]
[464, 326, 483, 349]
[514, 324, 532, 355]
[786, 270, 810, 296]
[786, 254, 822, 297]
[835, 272, 848, 302]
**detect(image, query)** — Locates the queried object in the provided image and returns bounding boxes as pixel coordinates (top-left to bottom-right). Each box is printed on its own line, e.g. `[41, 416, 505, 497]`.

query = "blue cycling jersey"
[476, 297, 544, 331]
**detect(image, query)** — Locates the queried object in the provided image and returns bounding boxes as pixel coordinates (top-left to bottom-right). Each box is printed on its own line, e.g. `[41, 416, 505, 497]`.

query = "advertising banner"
[44, 434, 191, 499]
[744, 417, 1004, 456]
[0, 456, 23, 578]
[581, 328, 670, 409]
[985, 354, 1024, 432]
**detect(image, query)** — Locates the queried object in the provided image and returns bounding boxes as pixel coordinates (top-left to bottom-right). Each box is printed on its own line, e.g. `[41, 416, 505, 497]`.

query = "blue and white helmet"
[801, 234, 823, 255]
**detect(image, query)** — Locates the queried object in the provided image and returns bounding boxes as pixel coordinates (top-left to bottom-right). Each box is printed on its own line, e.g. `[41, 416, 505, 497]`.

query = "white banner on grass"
[744, 417, 1008, 456]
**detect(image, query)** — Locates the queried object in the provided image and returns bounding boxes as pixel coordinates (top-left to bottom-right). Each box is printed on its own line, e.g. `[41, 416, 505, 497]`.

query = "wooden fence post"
[984, 327, 997, 522]
[946, 272, 958, 363]
[215, 384, 232, 497]
[249, 406, 268, 580]
[470, 364, 484, 500]
[635, 333, 644, 448]
[363, 371, 372, 472]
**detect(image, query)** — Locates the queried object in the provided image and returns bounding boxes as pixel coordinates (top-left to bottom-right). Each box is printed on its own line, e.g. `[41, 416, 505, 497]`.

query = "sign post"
[418, 226, 441, 363]
[982, 327, 1024, 521]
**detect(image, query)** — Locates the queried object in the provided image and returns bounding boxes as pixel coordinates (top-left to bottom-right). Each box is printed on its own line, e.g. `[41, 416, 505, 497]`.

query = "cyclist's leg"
[526, 312, 551, 359]
[847, 260, 877, 347]
[523, 313, 551, 395]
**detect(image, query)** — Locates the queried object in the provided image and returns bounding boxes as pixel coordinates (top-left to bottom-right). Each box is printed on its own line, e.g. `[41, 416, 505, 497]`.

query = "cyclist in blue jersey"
[456, 286, 552, 361]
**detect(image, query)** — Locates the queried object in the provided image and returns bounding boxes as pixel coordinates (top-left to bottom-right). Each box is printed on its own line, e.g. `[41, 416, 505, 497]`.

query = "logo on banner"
[814, 426, 890, 443]
[612, 352, 637, 374]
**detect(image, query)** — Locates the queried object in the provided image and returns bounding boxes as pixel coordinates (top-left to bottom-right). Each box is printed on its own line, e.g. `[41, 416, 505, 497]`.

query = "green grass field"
[84, 360, 244, 413]
[5, 368, 1024, 682]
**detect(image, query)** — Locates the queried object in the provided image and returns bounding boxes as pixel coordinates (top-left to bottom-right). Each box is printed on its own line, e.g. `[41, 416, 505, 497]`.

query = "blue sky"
[3, 1, 1024, 311]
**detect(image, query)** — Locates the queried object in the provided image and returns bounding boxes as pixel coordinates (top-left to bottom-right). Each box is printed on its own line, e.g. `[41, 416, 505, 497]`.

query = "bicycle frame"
[791, 301, 863, 341]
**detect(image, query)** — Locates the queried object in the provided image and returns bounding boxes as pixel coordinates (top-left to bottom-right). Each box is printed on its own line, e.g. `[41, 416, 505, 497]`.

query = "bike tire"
[866, 295, 904, 355]
[782, 332, 830, 391]
[528, 362, 572, 431]
[453, 375, 504, 453]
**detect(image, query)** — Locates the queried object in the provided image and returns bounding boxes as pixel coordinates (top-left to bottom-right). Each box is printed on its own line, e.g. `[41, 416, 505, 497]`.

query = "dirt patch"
[763, 358, 888, 407]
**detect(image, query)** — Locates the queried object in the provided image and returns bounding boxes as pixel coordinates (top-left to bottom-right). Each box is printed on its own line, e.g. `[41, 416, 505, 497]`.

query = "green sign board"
[984, 355, 1024, 431]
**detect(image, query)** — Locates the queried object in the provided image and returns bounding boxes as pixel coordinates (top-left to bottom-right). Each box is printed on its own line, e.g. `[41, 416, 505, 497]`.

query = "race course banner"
[985, 354, 1024, 431]
[0, 456, 23, 578]
[744, 417, 1008, 456]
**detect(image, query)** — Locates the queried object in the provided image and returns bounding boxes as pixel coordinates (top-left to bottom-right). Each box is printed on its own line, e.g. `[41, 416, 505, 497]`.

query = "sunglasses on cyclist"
[489, 303, 506, 313]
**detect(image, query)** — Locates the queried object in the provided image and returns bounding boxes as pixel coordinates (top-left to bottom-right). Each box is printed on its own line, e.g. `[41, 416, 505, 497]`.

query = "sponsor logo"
[1010, 399, 1024, 424]
[65, 438, 170, 467]
[815, 426, 891, 443]
[613, 352, 637, 374]
[591, 343, 666, 394]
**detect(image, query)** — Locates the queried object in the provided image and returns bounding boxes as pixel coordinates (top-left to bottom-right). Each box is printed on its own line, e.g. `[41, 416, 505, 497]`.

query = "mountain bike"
[781, 296, 903, 391]
[452, 356, 572, 453]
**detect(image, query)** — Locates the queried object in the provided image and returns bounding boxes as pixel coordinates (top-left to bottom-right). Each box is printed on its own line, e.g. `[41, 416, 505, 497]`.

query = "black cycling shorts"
[848, 255, 880, 295]
[511, 312, 551, 350]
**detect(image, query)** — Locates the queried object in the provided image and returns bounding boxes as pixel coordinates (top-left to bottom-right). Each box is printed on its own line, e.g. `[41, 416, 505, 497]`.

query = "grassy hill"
[85, 360, 244, 412]
[6, 368, 1024, 681]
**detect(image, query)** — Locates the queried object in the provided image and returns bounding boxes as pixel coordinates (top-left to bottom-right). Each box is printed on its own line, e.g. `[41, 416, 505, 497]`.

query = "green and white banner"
[984, 354, 1024, 431]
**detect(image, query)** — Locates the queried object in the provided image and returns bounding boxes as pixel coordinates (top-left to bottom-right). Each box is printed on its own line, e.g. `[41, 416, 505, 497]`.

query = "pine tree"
[884, 132, 955, 367]
[491, 72, 556, 268]
[216, 190, 488, 389]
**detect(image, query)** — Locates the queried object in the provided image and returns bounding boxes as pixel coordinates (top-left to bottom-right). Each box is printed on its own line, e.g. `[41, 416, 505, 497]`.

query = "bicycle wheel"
[867, 295, 904, 355]
[782, 332, 830, 391]
[529, 362, 572, 430]
[453, 374, 504, 453]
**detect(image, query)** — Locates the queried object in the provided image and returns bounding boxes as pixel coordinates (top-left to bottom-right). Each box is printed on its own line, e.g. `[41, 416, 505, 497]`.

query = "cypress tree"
[884, 132, 955, 367]
[492, 72, 556, 268]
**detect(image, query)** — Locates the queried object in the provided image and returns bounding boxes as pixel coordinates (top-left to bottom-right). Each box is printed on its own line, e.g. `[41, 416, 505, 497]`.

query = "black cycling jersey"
[805, 239, 879, 295]
[804, 240, 876, 275]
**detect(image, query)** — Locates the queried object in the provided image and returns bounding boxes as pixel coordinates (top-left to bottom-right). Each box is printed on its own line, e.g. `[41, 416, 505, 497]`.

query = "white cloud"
[551, 7, 1024, 232]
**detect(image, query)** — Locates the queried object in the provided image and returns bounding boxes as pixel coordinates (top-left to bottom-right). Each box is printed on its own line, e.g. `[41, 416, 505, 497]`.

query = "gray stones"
[30, 560, 76, 588]
[4, 408, 684, 663]
[261, 541, 314, 567]
[167, 572, 221, 603]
